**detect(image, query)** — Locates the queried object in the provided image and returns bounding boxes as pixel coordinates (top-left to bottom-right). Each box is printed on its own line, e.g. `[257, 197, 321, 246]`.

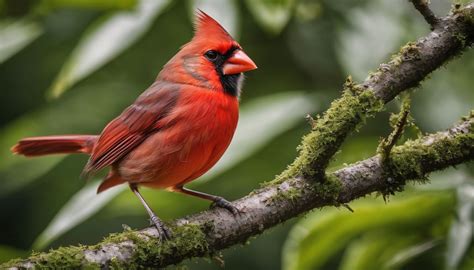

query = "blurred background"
[0, 0, 473, 269]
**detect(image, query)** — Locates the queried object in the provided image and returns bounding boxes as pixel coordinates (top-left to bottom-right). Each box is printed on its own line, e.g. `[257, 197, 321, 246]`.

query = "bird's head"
[160, 11, 257, 97]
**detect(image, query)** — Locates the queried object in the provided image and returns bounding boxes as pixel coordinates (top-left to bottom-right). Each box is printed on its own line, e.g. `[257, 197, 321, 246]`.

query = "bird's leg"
[129, 183, 171, 241]
[172, 186, 241, 215]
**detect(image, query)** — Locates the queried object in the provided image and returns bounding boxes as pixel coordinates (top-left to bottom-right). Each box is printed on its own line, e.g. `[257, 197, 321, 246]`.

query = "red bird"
[11, 11, 257, 240]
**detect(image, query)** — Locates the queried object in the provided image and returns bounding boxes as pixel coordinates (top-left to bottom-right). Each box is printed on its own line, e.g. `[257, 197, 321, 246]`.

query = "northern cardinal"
[11, 11, 257, 240]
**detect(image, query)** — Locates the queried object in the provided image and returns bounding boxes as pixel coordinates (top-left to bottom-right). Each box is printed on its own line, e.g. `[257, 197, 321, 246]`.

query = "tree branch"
[5, 113, 473, 269]
[3, 3, 474, 269]
[277, 2, 473, 180]
[409, 0, 439, 28]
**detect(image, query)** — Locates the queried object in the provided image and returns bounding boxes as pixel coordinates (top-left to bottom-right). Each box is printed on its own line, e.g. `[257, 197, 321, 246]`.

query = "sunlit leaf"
[0, 157, 63, 197]
[32, 180, 125, 250]
[187, 0, 239, 38]
[0, 112, 65, 197]
[412, 50, 474, 131]
[415, 167, 469, 191]
[0, 81, 138, 196]
[48, 0, 171, 98]
[446, 183, 474, 270]
[244, 0, 295, 34]
[282, 193, 454, 270]
[0, 20, 42, 64]
[336, 1, 407, 81]
[386, 239, 439, 269]
[340, 232, 424, 270]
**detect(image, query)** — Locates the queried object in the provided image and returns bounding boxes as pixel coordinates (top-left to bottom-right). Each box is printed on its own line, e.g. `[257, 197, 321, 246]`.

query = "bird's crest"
[193, 10, 233, 41]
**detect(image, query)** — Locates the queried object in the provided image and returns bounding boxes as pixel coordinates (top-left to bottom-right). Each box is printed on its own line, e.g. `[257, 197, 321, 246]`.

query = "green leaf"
[244, 0, 296, 35]
[32, 180, 125, 250]
[415, 168, 467, 191]
[282, 193, 454, 270]
[48, 0, 171, 98]
[386, 239, 439, 269]
[411, 50, 474, 131]
[0, 20, 43, 64]
[0, 80, 139, 196]
[0, 156, 63, 197]
[0, 113, 65, 196]
[340, 232, 426, 270]
[187, 0, 239, 38]
[445, 183, 474, 270]
[37, 0, 137, 11]
[336, 1, 407, 81]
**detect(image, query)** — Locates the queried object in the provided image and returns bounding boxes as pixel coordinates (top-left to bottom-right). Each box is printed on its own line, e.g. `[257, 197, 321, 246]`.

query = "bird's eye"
[204, 50, 218, 61]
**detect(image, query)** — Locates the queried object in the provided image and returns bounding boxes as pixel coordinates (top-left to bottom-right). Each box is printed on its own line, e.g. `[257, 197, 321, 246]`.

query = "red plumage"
[12, 135, 96, 156]
[11, 11, 256, 235]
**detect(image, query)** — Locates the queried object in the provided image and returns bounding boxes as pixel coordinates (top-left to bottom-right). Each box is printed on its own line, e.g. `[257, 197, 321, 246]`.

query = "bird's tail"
[11, 135, 98, 157]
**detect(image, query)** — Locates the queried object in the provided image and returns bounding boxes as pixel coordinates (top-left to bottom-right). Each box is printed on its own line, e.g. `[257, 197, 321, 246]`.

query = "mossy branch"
[4, 114, 473, 269]
[3, 3, 474, 269]
[275, 2, 474, 182]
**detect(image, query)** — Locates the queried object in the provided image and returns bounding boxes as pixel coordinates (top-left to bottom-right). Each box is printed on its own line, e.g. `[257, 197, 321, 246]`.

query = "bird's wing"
[82, 82, 180, 177]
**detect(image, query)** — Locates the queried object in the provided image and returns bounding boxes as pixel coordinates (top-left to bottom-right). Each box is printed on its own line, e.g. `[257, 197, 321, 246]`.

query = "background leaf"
[336, 1, 407, 81]
[32, 180, 125, 250]
[244, 0, 296, 34]
[48, 0, 171, 98]
[445, 183, 474, 270]
[0, 80, 138, 195]
[340, 232, 426, 270]
[386, 239, 440, 269]
[37, 0, 138, 11]
[0, 20, 42, 64]
[282, 192, 455, 270]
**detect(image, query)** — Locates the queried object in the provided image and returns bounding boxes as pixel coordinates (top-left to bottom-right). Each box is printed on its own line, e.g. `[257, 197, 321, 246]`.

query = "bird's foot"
[150, 215, 172, 241]
[211, 196, 242, 216]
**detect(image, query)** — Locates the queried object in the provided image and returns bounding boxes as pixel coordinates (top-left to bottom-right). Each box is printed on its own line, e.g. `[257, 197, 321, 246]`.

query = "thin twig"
[410, 0, 439, 29]
[378, 96, 411, 163]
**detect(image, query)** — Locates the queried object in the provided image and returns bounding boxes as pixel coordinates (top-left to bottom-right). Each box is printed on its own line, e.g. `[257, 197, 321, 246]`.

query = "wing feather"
[82, 82, 180, 177]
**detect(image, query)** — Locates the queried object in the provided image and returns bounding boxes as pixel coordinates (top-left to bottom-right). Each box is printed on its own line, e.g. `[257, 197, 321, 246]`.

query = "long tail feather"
[11, 135, 98, 157]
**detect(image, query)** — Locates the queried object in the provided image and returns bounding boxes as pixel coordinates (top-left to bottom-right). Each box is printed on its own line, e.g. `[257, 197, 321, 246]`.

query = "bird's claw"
[150, 215, 172, 241]
[211, 197, 242, 216]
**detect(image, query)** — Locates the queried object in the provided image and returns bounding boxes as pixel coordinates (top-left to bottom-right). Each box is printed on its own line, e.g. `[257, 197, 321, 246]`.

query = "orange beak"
[222, 50, 257, 75]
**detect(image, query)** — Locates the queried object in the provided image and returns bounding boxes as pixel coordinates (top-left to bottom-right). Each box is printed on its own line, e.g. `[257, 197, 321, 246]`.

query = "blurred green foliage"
[0, 0, 473, 269]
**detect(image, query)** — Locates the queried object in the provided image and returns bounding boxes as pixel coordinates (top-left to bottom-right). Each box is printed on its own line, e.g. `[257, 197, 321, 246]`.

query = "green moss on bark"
[270, 88, 383, 185]
[101, 223, 210, 268]
[389, 130, 474, 180]
[1, 246, 89, 269]
[1, 223, 211, 269]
